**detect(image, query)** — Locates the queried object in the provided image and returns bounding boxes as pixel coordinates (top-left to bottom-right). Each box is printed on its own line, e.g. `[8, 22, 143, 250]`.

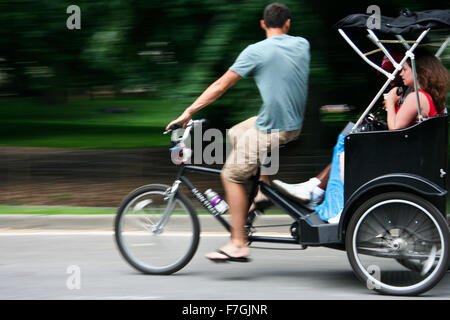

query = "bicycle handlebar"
[163, 119, 208, 135]
[163, 124, 181, 135]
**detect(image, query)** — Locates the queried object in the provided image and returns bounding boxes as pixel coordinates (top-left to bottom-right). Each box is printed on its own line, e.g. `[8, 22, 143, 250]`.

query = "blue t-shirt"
[230, 34, 310, 132]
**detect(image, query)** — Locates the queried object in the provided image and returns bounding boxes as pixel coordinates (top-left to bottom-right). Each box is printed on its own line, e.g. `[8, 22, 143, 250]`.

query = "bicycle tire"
[114, 184, 200, 275]
[346, 192, 450, 296]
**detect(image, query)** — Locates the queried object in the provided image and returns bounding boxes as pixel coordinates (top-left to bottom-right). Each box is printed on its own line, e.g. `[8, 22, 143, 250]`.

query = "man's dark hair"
[263, 3, 291, 28]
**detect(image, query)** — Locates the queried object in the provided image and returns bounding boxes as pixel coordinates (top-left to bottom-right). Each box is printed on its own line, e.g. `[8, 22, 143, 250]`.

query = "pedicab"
[114, 9, 450, 296]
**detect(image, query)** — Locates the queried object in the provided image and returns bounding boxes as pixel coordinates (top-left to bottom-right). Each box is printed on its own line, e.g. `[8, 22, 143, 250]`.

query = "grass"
[0, 97, 180, 149]
[0, 205, 117, 215]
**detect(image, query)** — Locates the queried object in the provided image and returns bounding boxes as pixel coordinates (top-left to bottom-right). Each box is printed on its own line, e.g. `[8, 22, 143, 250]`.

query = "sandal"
[206, 249, 251, 263]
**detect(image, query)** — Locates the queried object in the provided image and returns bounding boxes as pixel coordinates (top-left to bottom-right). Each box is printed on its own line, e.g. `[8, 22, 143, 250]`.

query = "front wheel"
[346, 192, 450, 296]
[114, 184, 200, 275]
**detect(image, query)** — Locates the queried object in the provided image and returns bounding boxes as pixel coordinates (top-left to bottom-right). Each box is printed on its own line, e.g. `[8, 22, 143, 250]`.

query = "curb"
[0, 214, 295, 233]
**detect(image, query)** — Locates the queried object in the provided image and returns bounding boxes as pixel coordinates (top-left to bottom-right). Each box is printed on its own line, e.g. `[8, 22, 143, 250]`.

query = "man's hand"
[166, 109, 193, 130]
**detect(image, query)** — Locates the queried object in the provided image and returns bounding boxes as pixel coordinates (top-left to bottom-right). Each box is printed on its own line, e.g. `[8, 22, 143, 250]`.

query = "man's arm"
[166, 69, 241, 130]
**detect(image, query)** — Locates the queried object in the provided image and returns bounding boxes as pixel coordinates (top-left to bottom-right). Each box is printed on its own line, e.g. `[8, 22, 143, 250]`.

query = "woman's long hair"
[407, 48, 449, 112]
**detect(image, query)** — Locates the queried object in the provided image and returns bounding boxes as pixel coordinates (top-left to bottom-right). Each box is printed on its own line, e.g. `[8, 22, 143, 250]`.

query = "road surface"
[0, 215, 449, 300]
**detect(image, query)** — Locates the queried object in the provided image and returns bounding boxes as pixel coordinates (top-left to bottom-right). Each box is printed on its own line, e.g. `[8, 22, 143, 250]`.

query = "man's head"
[260, 3, 291, 33]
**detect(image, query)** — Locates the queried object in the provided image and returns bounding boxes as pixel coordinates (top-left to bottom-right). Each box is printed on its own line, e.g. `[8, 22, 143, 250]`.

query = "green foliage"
[0, 0, 448, 131]
[0, 97, 179, 148]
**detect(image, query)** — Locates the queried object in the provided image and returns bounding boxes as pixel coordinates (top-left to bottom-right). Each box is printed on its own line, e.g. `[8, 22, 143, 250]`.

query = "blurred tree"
[0, 0, 447, 112]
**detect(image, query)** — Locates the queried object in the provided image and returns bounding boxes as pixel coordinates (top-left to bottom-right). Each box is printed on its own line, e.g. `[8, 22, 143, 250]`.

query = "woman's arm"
[385, 88, 430, 130]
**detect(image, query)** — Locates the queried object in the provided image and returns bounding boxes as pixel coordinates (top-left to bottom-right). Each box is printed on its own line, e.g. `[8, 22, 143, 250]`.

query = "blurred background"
[0, 0, 448, 213]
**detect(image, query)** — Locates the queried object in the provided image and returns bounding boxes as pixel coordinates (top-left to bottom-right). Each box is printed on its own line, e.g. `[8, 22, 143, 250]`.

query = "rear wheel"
[346, 192, 450, 296]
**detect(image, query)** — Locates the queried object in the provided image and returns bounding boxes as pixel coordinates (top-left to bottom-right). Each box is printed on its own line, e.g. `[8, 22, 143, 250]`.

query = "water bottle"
[205, 189, 228, 215]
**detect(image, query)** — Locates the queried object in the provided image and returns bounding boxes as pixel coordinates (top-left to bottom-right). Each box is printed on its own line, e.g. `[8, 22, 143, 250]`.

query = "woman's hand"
[384, 87, 401, 109]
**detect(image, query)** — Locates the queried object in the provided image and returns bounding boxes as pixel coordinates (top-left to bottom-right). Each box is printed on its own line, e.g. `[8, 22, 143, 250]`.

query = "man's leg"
[205, 118, 256, 260]
[206, 122, 299, 260]
[221, 175, 249, 248]
[204, 168, 251, 260]
[249, 130, 300, 212]
[247, 173, 271, 212]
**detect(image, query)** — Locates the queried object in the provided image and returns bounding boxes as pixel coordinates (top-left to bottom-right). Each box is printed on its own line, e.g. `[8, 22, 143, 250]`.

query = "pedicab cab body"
[114, 9, 450, 297]
[269, 9, 450, 296]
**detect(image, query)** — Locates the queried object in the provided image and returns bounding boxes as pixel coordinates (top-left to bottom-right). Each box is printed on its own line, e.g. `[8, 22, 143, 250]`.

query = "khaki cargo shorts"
[222, 116, 301, 184]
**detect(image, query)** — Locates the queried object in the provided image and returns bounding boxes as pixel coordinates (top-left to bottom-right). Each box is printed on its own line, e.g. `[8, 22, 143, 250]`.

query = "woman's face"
[400, 62, 414, 87]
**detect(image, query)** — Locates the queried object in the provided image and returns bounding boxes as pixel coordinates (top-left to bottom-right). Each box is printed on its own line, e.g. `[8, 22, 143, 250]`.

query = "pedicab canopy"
[335, 9, 450, 34]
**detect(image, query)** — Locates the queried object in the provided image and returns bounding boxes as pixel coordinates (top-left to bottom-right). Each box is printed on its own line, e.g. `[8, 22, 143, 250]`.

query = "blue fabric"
[314, 134, 346, 222]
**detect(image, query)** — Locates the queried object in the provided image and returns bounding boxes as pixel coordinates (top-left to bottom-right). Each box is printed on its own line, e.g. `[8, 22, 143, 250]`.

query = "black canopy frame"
[334, 9, 450, 132]
[335, 9, 450, 35]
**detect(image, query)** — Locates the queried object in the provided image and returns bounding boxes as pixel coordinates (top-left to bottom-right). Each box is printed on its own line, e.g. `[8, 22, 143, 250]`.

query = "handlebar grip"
[163, 123, 181, 135]
[170, 123, 181, 130]
[164, 118, 209, 135]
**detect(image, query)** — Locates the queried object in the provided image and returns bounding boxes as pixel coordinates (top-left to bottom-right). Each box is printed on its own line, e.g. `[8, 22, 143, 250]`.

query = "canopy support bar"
[338, 29, 394, 80]
[338, 28, 431, 132]
[409, 52, 424, 122]
[367, 29, 400, 70]
[436, 35, 450, 58]
[395, 35, 411, 49]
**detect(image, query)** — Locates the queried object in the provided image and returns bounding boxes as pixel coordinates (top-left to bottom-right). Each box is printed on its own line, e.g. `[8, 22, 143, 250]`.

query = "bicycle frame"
[172, 163, 342, 246]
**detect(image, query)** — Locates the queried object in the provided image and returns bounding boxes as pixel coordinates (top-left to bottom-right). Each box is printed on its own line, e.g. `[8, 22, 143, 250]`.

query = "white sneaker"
[304, 200, 320, 211]
[272, 179, 315, 202]
[327, 211, 342, 224]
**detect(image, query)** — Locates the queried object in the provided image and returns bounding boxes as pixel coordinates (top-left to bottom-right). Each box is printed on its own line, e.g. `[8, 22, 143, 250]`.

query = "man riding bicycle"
[166, 2, 310, 262]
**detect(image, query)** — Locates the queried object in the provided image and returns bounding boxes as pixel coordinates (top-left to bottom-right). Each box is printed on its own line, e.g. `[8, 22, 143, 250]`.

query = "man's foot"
[248, 192, 272, 213]
[205, 243, 250, 263]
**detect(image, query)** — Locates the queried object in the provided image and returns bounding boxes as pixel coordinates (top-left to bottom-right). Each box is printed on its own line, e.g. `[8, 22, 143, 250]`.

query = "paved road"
[0, 215, 449, 300]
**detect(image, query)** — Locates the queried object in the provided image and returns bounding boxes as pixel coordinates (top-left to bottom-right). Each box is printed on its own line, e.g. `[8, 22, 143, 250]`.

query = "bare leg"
[248, 173, 271, 212]
[204, 174, 250, 259]
[316, 163, 331, 190]
[259, 174, 270, 185]
[222, 176, 249, 248]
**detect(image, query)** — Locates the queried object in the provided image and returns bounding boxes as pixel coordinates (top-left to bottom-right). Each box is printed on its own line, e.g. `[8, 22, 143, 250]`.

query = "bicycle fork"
[151, 180, 181, 234]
